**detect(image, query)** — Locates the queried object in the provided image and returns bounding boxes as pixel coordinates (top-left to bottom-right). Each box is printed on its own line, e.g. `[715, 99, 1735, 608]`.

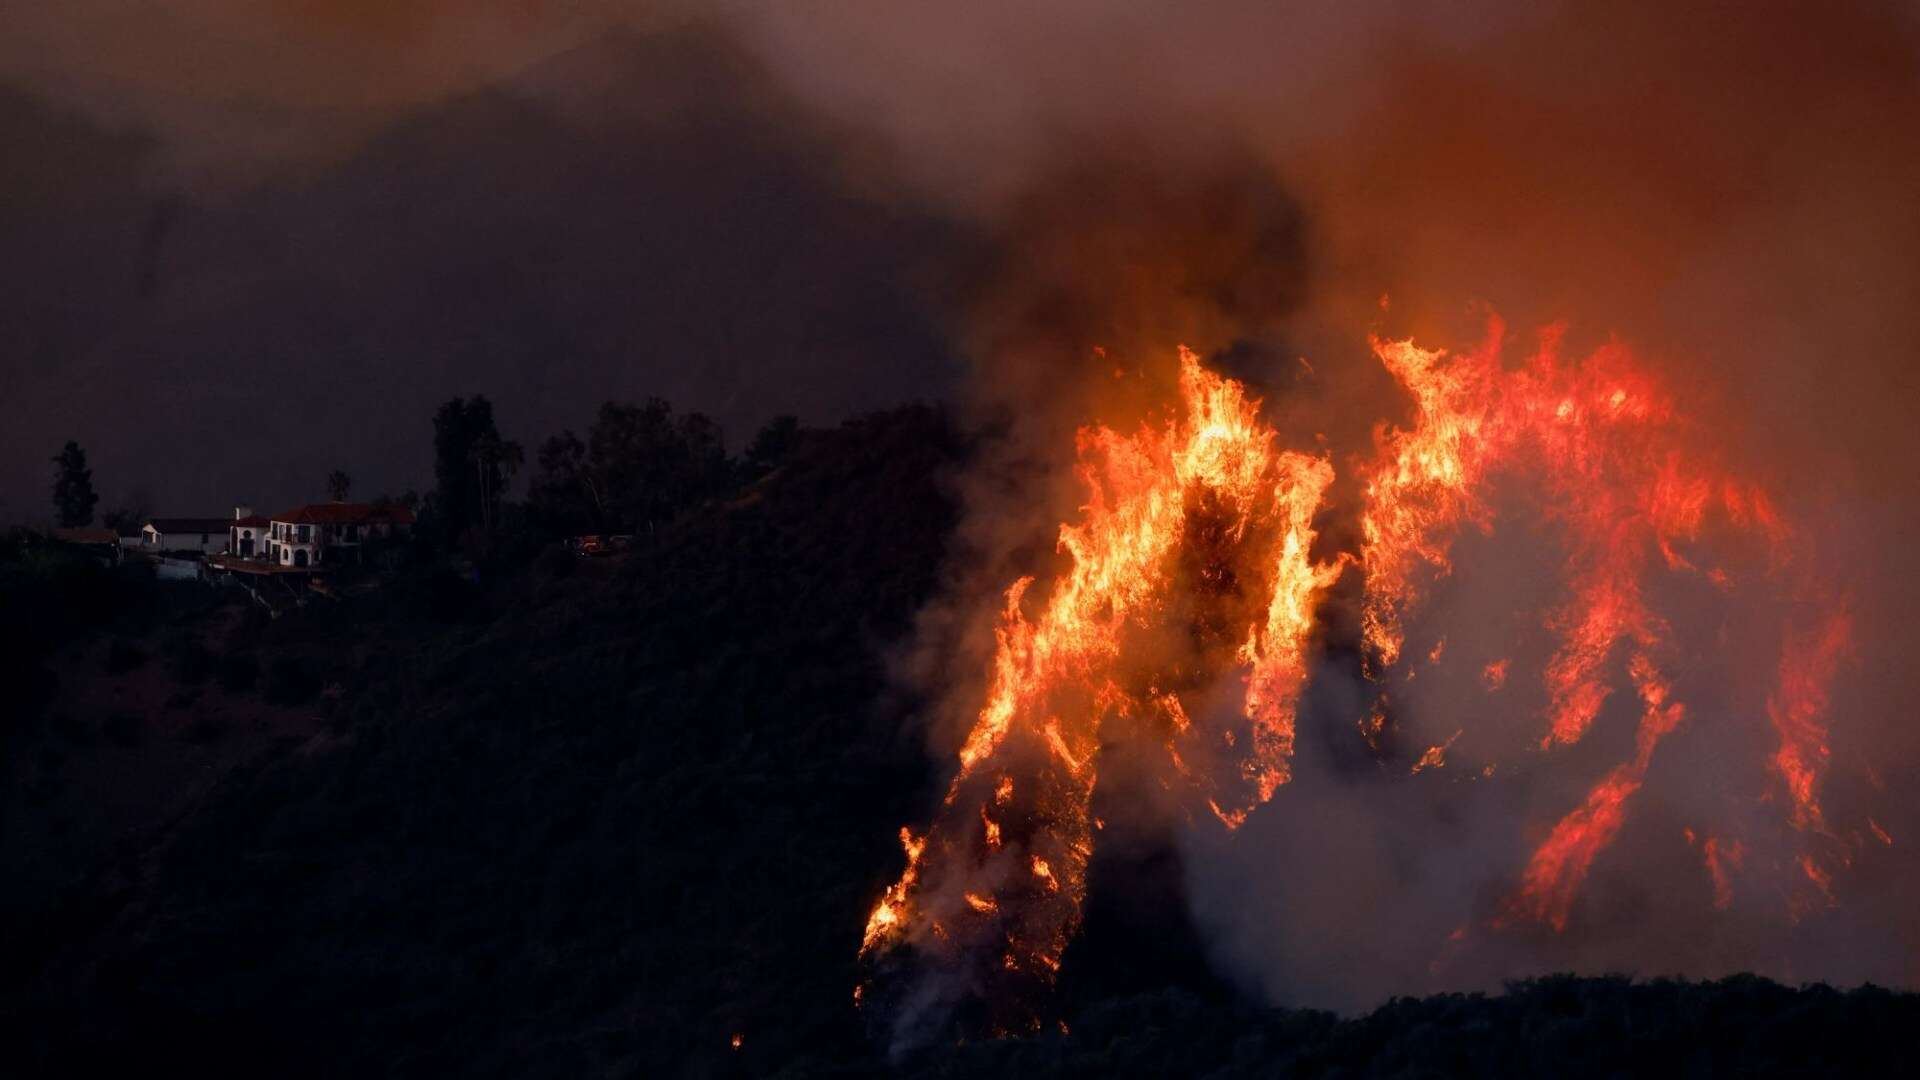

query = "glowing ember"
[1703, 836, 1744, 911]
[1769, 612, 1851, 833]
[1411, 729, 1461, 775]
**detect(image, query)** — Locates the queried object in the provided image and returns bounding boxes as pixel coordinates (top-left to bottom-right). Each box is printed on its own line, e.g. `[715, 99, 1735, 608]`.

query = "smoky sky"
[6, 0, 1920, 1011]
[6, 1, 1916, 516]
[0, 12, 966, 521]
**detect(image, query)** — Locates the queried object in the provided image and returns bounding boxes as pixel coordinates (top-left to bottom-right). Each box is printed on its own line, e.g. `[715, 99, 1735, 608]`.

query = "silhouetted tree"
[528, 430, 602, 535]
[586, 399, 673, 529]
[326, 470, 352, 502]
[102, 499, 151, 536]
[744, 414, 802, 479]
[530, 399, 731, 537]
[50, 441, 98, 528]
[432, 396, 513, 547]
[661, 410, 728, 523]
[370, 490, 421, 515]
[470, 431, 523, 535]
[602, 400, 729, 533]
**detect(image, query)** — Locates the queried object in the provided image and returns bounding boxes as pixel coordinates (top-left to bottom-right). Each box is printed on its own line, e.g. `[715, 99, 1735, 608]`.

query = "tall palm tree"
[470, 434, 525, 534]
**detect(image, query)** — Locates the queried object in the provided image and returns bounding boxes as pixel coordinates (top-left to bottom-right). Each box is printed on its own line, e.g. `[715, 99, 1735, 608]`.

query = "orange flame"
[1500, 654, 1685, 930]
[860, 319, 1855, 1025]
[1703, 836, 1744, 911]
[1359, 317, 1849, 930]
[858, 347, 1341, 1021]
[1360, 319, 1709, 749]
[1769, 612, 1851, 834]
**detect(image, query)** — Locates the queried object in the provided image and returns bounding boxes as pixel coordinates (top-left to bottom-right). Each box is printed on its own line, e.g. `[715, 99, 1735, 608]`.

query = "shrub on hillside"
[263, 655, 322, 705]
[536, 543, 576, 580]
[217, 653, 259, 693]
[103, 638, 147, 674]
[164, 634, 215, 685]
[400, 566, 484, 623]
[101, 712, 143, 747]
[181, 715, 229, 744]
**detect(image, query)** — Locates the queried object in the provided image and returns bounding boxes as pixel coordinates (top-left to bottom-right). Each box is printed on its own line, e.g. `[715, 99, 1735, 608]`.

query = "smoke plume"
[805, 0, 1920, 1027]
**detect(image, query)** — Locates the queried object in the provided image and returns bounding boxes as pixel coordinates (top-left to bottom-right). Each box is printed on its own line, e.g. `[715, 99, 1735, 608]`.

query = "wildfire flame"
[1359, 316, 1849, 930]
[859, 317, 1854, 1035]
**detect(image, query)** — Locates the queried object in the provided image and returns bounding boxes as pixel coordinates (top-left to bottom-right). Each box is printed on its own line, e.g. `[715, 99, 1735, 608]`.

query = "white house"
[263, 502, 415, 569]
[228, 506, 271, 559]
[141, 517, 231, 555]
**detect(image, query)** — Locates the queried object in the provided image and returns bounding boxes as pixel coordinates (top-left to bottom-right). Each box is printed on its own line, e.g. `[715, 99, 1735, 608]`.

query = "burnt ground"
[3, 404, 1915, 1077]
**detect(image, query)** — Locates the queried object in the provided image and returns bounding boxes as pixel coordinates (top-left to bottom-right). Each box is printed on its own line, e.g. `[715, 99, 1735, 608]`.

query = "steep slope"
[5, 404, 965, 1076]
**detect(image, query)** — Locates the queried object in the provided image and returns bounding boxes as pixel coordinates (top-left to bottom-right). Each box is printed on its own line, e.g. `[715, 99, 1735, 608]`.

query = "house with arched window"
[229, 507, 271, 558]
[263, 502, 415, 568]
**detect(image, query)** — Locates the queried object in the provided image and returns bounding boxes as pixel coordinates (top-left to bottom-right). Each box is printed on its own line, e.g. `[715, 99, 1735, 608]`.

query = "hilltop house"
[263, 502, 415, 569]
[228, 507, 271, 558]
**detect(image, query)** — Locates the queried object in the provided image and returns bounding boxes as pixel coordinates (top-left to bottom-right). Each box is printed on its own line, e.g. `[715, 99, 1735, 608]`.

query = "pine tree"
[51, 441, 99, 528]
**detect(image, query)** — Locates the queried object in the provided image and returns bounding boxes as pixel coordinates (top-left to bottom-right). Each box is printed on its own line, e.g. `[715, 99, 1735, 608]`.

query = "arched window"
[294, 549, 309, 568]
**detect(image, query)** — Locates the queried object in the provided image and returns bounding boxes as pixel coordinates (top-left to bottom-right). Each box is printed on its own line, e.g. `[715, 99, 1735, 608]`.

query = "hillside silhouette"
[2, 405, 1913, 1077]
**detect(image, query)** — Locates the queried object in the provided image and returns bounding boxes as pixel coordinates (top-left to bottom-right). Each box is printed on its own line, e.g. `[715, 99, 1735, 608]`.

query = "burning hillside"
[858, 313, 1858, 1047]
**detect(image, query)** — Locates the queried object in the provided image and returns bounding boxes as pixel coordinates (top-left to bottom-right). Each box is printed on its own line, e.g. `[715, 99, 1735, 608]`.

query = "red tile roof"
[272, 502, 416, 526]
[232, 515, 272, 527]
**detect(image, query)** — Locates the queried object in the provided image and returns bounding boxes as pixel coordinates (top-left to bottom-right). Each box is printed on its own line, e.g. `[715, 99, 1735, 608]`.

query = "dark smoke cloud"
[0, 1, 653, 188]
[0, 17, 962, 521]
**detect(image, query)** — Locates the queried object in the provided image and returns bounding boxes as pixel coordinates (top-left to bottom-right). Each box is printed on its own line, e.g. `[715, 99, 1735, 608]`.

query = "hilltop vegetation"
[2, 404, 963, 1075]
